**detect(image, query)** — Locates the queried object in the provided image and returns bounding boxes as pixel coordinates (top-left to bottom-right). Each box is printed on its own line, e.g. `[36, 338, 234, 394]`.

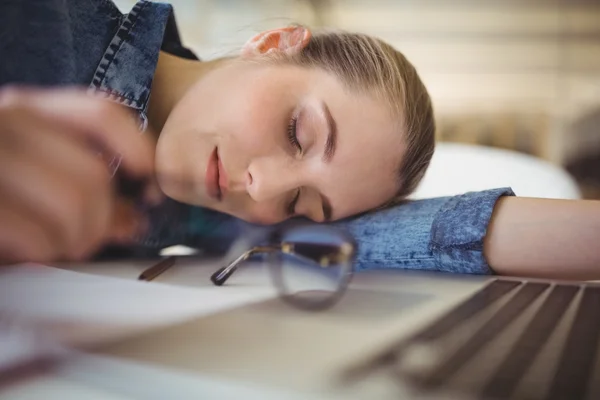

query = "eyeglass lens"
[269, 225, 355, 309]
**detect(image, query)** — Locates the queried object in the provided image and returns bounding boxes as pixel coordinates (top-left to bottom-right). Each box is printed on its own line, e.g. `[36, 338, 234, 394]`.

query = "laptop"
[63, 258, 600, 400]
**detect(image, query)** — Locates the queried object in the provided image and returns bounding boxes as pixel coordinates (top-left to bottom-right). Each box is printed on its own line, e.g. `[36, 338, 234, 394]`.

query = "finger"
[107, 199, 147, 244]
[0, 121, 114, 260]
[0, 87, 156, 177]
[0, 197, 58, 264]
[32, 128, 116, 258]
[0, 151, 109, 261]
[143, 173, 166, 206]
[0, 102, 162, 210]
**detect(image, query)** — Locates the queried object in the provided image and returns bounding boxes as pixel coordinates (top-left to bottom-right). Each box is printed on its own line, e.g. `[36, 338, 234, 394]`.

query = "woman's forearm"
[484, 197, 600, 280]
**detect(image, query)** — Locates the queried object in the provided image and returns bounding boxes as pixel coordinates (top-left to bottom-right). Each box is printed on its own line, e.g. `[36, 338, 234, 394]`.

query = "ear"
[241, 26, 311, 58]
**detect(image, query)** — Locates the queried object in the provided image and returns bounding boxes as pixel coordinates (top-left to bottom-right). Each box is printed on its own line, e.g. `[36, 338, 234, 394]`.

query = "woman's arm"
[484, 197, 600, 280]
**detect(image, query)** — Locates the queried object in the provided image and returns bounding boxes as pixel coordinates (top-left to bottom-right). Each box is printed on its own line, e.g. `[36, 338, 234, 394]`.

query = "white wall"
[112, 0, 600, 163]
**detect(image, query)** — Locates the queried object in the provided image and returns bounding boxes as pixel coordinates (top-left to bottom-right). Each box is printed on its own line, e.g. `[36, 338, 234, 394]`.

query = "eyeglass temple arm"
[210, 246, 278, 286]
[210, 241, 354, 286]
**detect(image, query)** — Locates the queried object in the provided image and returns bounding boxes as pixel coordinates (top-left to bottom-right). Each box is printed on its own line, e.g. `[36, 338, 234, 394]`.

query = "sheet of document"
[0, 263, 276, 367]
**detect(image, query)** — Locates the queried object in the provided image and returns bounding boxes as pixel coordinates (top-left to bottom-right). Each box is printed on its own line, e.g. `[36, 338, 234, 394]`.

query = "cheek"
[220, 79, 290, 154]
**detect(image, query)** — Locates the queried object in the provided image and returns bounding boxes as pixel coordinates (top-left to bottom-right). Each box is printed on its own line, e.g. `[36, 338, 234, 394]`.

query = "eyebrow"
[322, 103, 337, 163]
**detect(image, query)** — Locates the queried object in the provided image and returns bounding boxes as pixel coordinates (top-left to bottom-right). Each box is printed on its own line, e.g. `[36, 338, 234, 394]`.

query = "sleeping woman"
[0, 0, 598, 279]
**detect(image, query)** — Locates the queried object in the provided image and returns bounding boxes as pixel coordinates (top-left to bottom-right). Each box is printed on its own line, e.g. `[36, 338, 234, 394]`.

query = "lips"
[205, 147, 221, 200]
[217, 153, 228, 197]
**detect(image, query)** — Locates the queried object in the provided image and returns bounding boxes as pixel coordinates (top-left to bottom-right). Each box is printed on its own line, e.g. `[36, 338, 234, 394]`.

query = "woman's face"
[156, 61, 405, 224]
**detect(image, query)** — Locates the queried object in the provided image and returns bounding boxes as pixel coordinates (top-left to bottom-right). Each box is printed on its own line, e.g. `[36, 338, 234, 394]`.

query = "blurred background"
[115, 0, 600, 199]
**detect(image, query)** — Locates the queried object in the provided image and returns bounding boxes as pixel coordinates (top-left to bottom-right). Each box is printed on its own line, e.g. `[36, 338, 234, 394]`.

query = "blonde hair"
[267, 29, 435, 204]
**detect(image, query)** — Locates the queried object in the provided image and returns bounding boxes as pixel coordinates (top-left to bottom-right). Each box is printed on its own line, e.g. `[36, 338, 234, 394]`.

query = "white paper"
[0, 263, 276, 348]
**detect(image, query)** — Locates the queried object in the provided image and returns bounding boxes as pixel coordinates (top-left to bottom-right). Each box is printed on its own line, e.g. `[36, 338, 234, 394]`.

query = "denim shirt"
[0, 0, 515, 274]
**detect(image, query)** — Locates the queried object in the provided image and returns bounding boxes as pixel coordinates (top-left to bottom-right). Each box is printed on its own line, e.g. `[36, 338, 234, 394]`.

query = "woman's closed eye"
[285, 115, 302, 217]
[287, 116, 301, 154]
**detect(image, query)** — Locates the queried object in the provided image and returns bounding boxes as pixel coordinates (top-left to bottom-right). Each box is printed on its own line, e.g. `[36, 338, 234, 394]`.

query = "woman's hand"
[0, 87, 160, 265]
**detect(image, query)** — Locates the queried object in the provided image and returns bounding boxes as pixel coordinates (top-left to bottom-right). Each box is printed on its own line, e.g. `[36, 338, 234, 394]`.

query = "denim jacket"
[0, 0, 514, 274]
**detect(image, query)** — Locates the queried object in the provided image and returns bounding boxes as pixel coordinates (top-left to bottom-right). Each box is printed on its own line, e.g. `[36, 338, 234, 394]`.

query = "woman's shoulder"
[0, 0, 124, 86]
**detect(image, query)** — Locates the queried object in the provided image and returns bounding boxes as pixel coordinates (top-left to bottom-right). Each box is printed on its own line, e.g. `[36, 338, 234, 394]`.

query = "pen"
[138, 256, 177, 281]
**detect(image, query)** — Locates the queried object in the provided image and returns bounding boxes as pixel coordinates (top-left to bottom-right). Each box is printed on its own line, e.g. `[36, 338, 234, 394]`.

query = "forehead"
[309, 69, 405, 219]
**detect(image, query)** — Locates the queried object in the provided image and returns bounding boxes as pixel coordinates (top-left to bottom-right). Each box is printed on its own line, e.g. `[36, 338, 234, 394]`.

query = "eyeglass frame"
[138, 224, 357, 311]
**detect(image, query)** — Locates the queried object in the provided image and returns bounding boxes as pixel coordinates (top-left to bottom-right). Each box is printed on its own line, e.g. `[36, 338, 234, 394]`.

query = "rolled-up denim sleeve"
[333, 188, 515, 274]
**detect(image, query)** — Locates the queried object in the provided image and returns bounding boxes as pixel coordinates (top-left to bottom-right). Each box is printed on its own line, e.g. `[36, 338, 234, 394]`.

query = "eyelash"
[287, 116, 301, 153]
[286, 116, 301, 216]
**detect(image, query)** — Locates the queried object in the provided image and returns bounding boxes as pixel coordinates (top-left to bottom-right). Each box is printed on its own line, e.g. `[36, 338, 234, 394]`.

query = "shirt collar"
[88, 1, 194, 128]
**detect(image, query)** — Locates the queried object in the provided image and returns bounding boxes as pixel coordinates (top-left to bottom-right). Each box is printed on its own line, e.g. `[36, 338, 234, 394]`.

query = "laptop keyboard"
[352, 279, 600, 400]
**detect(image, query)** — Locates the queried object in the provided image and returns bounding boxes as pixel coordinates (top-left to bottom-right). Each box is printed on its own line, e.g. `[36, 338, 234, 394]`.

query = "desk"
[0, 259, 492, 400]
[0, 260, 481, 400]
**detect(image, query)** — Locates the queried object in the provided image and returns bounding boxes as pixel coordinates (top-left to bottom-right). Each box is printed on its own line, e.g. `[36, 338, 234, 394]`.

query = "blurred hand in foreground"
[0, 87, 161, 265]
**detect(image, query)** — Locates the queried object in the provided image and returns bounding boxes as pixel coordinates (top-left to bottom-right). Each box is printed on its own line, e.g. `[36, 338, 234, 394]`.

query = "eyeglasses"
[139, 224, 357, 311]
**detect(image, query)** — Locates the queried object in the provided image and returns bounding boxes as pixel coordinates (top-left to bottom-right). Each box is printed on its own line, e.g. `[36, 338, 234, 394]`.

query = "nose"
[246, 157, 301, 202]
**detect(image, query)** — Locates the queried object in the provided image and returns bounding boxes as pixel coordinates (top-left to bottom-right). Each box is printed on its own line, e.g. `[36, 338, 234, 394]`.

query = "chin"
[155, 178, 180, 203]
[204, 205, 248, 222]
